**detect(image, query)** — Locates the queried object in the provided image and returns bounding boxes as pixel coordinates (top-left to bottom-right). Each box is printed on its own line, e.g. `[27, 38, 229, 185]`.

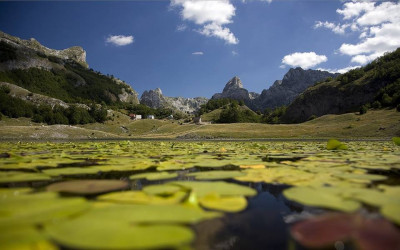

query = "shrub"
[359, 105, 368, 115]
[397, 104, 400, 112]
[372, 101, 382, 109]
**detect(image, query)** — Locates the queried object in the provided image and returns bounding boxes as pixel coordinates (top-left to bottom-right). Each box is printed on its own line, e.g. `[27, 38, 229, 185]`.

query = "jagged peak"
[154, 88, 162, 95]
[223, 76, 243, 92]
[0, 30, 88, 68]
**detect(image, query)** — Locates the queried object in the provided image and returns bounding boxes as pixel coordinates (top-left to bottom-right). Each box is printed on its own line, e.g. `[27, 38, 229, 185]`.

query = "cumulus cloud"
[281, 52, 327, 69]
[316, 1, 400, 65]
[314, 21, 349, 35]
[318, 66, 361, 74]
[198, 23, 238, 44]
[105, 35, 134, 46]
[192, 51, 204, 55]
[170, 0, 238, 44]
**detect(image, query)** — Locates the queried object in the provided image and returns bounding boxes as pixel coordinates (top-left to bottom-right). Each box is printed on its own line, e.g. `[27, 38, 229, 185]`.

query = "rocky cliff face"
[252, 68, 338, 110]
[211, 70, 336, 111]
[0, 31, 139, 105]
[140, 88, 208, 113]
[0, 31, 88, 68]
[211, 76, 259, 107]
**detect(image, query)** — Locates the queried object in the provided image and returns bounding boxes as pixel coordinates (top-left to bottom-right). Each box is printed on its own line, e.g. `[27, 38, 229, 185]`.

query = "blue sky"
[0, 1, 399, 98]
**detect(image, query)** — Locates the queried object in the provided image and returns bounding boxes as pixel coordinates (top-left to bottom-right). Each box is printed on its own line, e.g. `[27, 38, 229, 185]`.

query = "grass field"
[0, 109, 399, 140]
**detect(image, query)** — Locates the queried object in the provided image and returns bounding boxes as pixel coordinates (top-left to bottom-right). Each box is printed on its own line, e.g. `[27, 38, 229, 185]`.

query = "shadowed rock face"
[140, 88, 208, 114]
[252, 68, 339, 111]
[211, 70, 337, 111]
[0, 31, 88, 68]
[0, 31, 139, 105]
[211, 76, 259, 106]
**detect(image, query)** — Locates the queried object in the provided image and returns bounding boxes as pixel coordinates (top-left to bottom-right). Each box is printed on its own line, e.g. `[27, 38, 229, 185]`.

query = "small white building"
[167, 114, 174, 120]
[147, 115, 155, 119]
[129, 114, 142, 120]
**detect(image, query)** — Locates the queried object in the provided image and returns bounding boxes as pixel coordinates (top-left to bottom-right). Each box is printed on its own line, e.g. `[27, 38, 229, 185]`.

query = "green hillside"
[282, 48, 400, 123]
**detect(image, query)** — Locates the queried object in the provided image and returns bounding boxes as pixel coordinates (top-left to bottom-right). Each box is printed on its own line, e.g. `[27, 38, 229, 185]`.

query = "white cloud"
[336, 1, 374, 20]
[170, 0, 238, 44]
[232, 51, 238, 56]
[318, 66, 361, 74]
[314, 21, 349, 34]
[192, 51, 204, 55]
[281, 52, 327, 69]
[105, 35, 134, 46]
[176, 24, 187, 32]
[316, 1, 400, 65]
[198, 23, 238, 44]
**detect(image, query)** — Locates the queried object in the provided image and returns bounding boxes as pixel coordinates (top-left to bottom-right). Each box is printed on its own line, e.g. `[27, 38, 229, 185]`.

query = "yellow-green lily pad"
[97, 190, 187, 205]
[381, 204, 400, 225]
[46, 218, 194, 250]
[199, 193, 248, 212]
[130, 172, 178, 181]
[283, 186, 361, 212]
[0, 226, 58, 250]
[0, 171, 51, 183]
[172, 181, 257, 198]
[142, 184, 182, 196]
[327, 139, 348, 150]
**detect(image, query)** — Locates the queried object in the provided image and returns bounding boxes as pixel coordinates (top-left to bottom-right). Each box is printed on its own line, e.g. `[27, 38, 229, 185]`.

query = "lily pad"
[327, 139, 348, 150]
[42, 167, 100, 176]
[46, 180, 129, 195]
[97, 190, 187, 205]
[199, 193, 248, 212]
[187, 170, 245, 180]
[130, 172, 178, 181]
[381, 204, 400, 225]
[47, 219, 194, 250]
[0, 192, 90, 229]
[0, 171, 51, 183]
[290, 213, 400, 249]
[143, 184, 183, 196]
[283, 186, 361, 212]
[172, 181, 257, 198]
[0, 226, 58, 250]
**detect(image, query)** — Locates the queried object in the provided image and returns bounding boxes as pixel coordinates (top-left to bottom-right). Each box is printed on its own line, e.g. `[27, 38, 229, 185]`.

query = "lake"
[0, 140, 399, 249]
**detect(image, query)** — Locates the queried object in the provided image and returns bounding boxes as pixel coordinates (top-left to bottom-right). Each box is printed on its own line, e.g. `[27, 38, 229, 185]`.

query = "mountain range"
[1, 31, 398, 124]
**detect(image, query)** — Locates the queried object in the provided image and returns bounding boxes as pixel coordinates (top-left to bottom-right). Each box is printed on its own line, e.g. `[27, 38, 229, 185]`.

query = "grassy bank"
[0, 109, 399, 140]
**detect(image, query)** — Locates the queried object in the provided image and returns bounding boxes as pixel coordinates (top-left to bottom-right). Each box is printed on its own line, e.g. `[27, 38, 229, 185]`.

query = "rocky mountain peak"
[0, 31, 88, 68]
[223, 76, 243, 92]
[154, 88, 162, 95]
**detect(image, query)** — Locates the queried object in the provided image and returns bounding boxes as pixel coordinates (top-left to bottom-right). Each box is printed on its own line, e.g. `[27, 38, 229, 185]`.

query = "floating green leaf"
[97, 190, 187, 205]
[46, 180, 129, 195]
[172, 181, 257, 198]
[199, 193, 248, 212]
[187, 170, 245, 180]
[143, 184, 182, 196]
[130, 171, 178, 181]
[0, 226, 58, 250]
[381, 204, 400, 225]
[0, 171, 51, 183]
[283, 186, 361, 212]
[0, 192, 90, 228]
[327, 139, 348, 150]
[42, 167, 100, 176]
[47, 219, 193, 250]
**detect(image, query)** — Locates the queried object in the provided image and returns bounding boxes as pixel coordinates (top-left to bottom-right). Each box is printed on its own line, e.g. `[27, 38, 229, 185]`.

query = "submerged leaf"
[187, 170, 245, 180]
[46, 180, 129, 195]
